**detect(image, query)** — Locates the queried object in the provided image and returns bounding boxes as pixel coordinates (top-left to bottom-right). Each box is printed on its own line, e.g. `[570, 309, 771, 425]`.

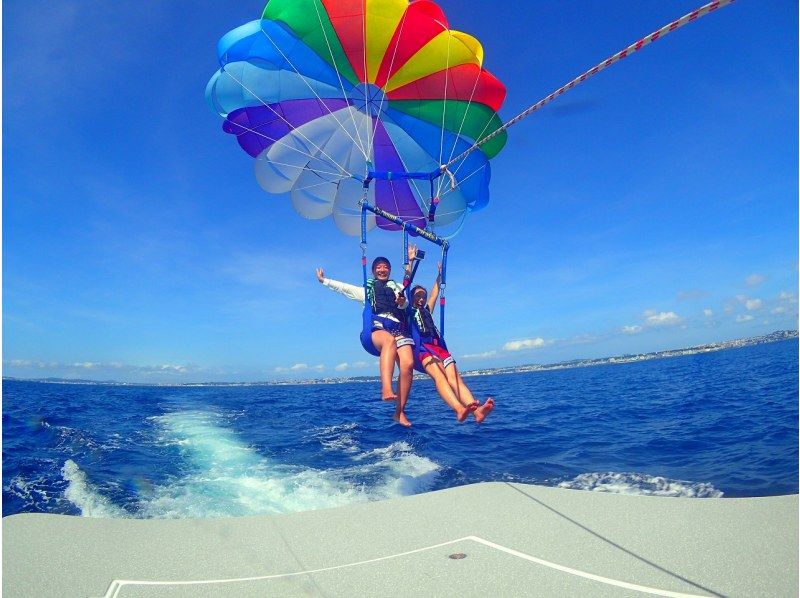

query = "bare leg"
[443, 363, 492, 422]
[372, 330, 397, 401]
[423, 358, 471, 422]
[444, 364, 477, 408]
[393, 345, 414, 427]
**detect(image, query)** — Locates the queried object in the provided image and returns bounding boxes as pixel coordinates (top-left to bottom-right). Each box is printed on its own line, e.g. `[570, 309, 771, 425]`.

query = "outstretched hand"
[316, 268, 325, 283]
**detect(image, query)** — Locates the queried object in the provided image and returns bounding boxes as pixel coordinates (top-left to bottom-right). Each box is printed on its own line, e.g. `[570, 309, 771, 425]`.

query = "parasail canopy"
[206, 0, 507, 237]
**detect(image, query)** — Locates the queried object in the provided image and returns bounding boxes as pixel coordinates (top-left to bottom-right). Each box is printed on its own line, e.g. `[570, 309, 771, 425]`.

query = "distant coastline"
[4, 330, 796, 388]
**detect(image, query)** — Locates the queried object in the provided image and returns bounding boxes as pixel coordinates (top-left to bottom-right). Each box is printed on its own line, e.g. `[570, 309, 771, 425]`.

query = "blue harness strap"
[359, 187, 381, 357]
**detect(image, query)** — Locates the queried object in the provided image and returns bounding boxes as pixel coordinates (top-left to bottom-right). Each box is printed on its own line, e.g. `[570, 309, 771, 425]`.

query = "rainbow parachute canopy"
[206, 0, 507, 236]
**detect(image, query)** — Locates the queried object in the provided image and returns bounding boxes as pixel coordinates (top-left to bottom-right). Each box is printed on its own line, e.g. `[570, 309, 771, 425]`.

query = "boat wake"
[60, 410, 440, 518]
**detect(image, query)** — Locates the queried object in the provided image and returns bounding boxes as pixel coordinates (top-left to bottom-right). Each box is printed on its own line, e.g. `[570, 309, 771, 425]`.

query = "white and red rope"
[442, 0, 735, 172]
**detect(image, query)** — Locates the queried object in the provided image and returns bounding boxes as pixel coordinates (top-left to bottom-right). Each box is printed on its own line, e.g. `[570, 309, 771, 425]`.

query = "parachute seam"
[368, 5, 409, 156]
[257, 20, 367, 166]
[309, 2, 370, 159]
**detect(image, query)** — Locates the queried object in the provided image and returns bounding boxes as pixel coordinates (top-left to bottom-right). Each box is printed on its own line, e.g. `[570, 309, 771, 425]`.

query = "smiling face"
[412, 288, 427, 307]
[372, 261, 391, 281]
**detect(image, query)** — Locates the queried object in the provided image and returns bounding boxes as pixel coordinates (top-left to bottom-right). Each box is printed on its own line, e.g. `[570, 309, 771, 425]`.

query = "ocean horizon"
[4, 330, 795, 387]
[3, 338, 797, 521]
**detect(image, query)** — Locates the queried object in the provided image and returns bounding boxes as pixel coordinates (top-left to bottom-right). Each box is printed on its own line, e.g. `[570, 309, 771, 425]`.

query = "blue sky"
[3, 1, 797, 383]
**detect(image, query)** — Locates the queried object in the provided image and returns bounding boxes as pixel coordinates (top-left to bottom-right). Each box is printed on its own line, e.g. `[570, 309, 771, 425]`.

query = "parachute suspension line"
[441, 0, 735, 174]
[438, 208, 469, 242]
[310, 2, 369, 160]
[438, 57, 486, 198]
[259, 21, 369, 162]
[220, 71, 352, 173]
[253, 155, 348, 181]
[361, 2, 371, 158]
[442, 109, 500, 194]
[437, 30, 453, 169]
[438, 161, 487, 207]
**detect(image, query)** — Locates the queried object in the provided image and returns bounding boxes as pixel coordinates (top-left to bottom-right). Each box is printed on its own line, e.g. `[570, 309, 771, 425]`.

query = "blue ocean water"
[3, 340, 797, 519]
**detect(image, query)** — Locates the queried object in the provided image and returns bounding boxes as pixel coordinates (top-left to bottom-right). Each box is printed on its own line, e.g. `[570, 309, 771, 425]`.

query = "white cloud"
[621, 325, 642, 334]
[4, 359, 202, 376]
[703, 309, 713, 317]
[645, 311, 681, 326]
[736, 314, 754, 323]
[334, 363, 349, 371]
[290, 363, 309, 371]
[503, 338, 546, 351]
[771, 306, 787, 315]
[745, 273, 766, 287]
[5, 359, 31, 367]
[462, 350, 498, 360]
[745, 298, 762, 311]
[779, 291, 797, 303]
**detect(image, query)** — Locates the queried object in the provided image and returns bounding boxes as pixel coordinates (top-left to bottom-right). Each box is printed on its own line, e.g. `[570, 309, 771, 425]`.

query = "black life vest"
[412, 305, 440, 341]
[367, 279, 404, 321]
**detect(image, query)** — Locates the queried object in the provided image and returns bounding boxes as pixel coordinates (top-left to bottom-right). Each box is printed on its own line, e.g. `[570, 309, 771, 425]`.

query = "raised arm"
[316, 268, 366, 304]
[427, 263, 441, 313]
[404, 244, 417, 283]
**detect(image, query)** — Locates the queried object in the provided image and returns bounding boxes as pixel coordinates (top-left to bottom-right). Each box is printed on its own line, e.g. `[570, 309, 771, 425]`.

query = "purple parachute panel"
[372, 120, 426, 232]
[224, 98, 351, 158]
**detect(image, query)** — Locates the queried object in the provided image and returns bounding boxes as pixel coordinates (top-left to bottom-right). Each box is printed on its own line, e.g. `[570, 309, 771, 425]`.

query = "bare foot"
[381, 387, 398, 401]
[456, 406, 470, 422]
[473, 397, 495, 424]
[393, 411, 412, 427]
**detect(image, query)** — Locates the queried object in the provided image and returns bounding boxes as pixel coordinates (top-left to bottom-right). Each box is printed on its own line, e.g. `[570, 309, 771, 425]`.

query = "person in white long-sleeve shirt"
[316, 258, 415, 427]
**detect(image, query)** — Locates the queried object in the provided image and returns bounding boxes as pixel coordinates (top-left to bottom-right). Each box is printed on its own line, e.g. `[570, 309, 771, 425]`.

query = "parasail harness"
[358, 167, 451, 358]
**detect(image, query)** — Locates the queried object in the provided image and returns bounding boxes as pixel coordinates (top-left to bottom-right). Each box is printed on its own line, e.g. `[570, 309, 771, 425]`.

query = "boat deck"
[3, 482, 797, 597]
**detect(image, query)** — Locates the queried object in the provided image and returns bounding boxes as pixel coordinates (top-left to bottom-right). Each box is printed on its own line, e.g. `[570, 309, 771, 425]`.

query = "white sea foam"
[556, 472, 723, 498]
[4, 472, 60, 511]
[61, 411, 441, 519]
[61, 460, 130, 517]
[310, 422, 361, 454]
